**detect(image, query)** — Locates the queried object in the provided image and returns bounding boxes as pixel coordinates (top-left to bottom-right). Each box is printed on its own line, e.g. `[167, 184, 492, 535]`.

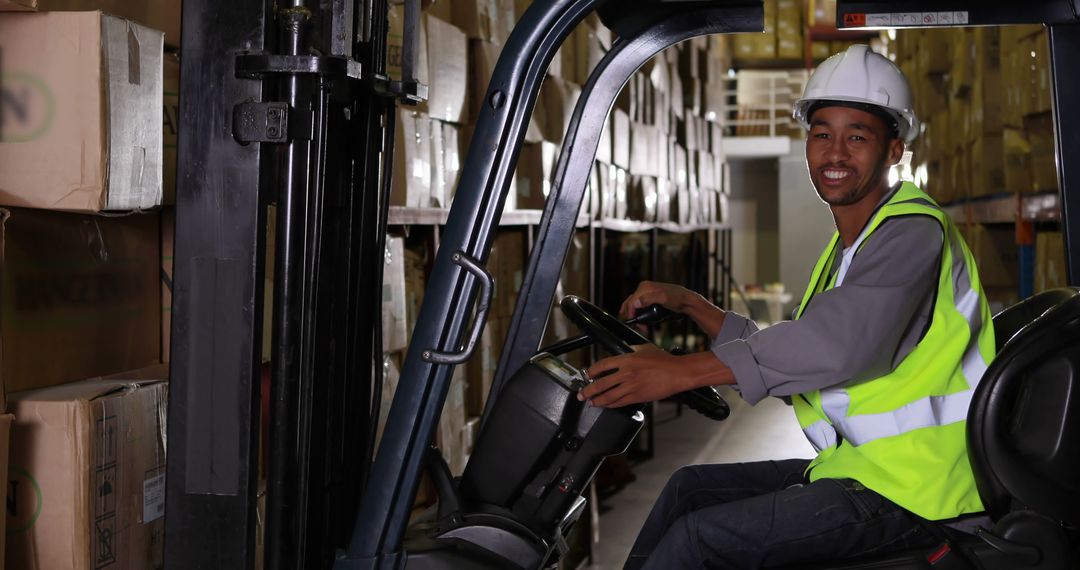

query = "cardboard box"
[468, 39, 498, 122]
[574, 15, 610, 85]
[375, 355, 401, 450]
[777, 35, 802, 60]
[1, 0, 181, 47]
[914, 74, 948, 123]
[1, 208, 161, 400]
[387, 3, 429, 85]
[1035, 231, 1067, 293]
[626, 176, 658, 222]
[629, 122, 659, 177]
[0, 12, 164, 213]
[392, 109, 433, 207]
[7, 367, 168, 570]
[0, 0, 33, 9]
[429, 120, 448, 208]
[1022, 31, 1053, 117]
[382, 237, 407, 353]
[613, 166, 628, 219]
[807, 0, 835, 26]
[1025, 112, 1058, 192]
[464, 320, 493, 417]
[540, 76, 581, 145]
[494, 230, 526, 320]
[437, 365, 468, 474]
[595, 162, 614, 219]
[918, 29, 951, 75]
[441, 122, 463, 201]
[611, 109, 630, 170]
[969, 225, 1018, 289]
[422, 14, 468, 124]
[1003, 128, 1033, 195]
[403, 243, 429, 352]
[948, 96, 970, 154]
[452, 0, 512, 43]
[429, 120, 463, 207]
[515, 141, 558, 210]
[969, 134, 1004, 198]
[453, 0, 498, 43]
[949, 28, 974, 97]
[163, 53, 180, 206]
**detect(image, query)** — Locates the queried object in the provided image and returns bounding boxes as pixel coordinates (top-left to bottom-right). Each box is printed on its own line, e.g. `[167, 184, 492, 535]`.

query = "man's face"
[805, 105, 904, 207]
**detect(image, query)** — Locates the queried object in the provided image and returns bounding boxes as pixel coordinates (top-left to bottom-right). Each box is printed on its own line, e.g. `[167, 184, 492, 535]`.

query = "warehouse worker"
[578, 44, 996, 569]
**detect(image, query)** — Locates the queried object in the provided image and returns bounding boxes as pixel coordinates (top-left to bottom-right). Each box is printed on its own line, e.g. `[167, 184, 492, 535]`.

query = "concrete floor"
[586, 388, 816, 569]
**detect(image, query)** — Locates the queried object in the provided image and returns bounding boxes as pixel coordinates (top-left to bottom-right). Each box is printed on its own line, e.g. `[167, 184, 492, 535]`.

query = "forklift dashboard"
[530, 352, 590, 392]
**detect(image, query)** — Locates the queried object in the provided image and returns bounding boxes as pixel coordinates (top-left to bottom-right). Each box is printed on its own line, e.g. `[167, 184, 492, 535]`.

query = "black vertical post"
[164, 0, 269, 567]
[1048, 24, 1080, 285]
[265, 3, 322, 567]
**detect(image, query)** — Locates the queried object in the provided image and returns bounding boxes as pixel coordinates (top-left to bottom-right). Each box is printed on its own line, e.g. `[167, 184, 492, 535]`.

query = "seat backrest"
[968, 287, 1080, 525]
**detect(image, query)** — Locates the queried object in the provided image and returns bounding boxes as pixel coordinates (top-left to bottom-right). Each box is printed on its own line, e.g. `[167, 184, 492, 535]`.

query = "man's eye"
[813, 132, 830, 139]
[850, 135, 865, 142]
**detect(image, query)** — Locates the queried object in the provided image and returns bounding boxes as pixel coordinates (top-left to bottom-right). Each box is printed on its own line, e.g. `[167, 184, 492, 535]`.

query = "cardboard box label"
[142, 472, 165, 523]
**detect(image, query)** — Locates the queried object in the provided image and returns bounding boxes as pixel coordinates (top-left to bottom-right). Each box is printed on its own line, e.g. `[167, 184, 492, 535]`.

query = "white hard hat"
[793, 44, 919, 143]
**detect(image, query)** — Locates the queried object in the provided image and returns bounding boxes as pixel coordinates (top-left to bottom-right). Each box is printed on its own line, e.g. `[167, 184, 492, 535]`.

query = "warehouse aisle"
[587, 388, 816, 569]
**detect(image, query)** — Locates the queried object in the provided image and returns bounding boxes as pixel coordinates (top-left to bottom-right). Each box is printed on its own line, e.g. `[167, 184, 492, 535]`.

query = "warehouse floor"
[586, 388, 817, 569]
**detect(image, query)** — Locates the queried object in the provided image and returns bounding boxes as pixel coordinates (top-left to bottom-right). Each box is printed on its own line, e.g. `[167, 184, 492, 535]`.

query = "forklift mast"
[164, 0, 1080, 568]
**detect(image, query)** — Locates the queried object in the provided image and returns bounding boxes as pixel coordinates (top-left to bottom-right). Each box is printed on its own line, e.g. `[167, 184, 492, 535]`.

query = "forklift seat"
[799, 287, 1080, 569]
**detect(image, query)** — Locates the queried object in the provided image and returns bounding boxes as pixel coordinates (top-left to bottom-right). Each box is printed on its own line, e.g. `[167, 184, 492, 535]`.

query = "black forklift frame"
[164, 0, 1080, 568]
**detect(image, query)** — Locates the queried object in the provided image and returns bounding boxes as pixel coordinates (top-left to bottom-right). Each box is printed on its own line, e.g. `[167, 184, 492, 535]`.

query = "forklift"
[164, 0, 1080, 568]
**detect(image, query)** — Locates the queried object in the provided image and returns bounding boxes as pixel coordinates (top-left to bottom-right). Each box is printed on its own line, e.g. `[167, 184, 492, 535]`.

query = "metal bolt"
[489, 90, 506, 109]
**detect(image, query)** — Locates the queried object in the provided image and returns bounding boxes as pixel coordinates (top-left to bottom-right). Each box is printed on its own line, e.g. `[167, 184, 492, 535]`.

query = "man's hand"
[578, 347, 735, 408]
[619, 281, 698, 319]
[620, 281, 727, 339]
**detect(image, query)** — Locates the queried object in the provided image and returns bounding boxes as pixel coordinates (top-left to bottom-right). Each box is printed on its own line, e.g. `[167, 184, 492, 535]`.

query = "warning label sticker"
[843, 11, 969, 28]
[143, 473, 166, 523]
[842, 13, 866, 26]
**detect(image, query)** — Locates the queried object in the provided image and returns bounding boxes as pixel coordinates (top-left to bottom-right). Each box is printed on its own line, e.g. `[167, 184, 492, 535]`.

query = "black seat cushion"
[968, 288, 1080, 525]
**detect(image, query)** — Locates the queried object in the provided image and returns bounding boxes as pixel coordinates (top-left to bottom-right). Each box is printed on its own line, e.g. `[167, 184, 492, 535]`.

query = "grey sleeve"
[709, 311, 759, 346]
[712, 216, 943, 405]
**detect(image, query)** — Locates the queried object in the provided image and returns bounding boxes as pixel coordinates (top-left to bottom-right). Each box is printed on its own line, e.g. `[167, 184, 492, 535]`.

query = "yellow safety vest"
[792, 182, 995, 521]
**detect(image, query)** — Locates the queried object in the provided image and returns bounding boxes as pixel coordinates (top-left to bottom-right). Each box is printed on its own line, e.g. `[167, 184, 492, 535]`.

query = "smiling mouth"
[822, 168, 852, 181]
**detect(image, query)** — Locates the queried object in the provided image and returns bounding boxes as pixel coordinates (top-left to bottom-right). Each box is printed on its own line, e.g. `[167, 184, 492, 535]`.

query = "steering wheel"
[559, 296, 730, 421]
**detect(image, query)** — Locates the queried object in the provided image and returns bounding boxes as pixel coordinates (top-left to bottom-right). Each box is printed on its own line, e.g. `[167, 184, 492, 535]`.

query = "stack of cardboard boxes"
[733, 0, 856, 64]
[901, 25, 1054, 203]
[0, 1, 178, 567]
[896, 24, 1060, 304]
[380, 0, 739, 492]
[390, 1, 731, 226]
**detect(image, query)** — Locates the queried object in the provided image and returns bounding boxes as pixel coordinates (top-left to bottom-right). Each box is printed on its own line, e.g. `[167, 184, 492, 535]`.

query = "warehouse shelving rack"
[163, 1, 1080, 569]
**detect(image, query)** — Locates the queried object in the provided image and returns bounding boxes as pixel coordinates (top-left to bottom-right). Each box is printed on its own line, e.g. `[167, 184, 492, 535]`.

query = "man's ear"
[886, 137, 905, 166]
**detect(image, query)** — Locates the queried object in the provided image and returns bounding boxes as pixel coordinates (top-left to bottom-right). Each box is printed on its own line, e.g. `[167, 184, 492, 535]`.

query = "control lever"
[627, 304, 681, 327]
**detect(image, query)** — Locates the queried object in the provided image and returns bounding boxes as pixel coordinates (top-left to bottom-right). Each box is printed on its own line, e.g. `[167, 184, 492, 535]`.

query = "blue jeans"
[624, 459, 938, 569]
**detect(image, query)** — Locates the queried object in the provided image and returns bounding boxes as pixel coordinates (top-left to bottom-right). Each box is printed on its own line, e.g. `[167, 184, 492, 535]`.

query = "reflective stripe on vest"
[797, 190, 989, 451]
